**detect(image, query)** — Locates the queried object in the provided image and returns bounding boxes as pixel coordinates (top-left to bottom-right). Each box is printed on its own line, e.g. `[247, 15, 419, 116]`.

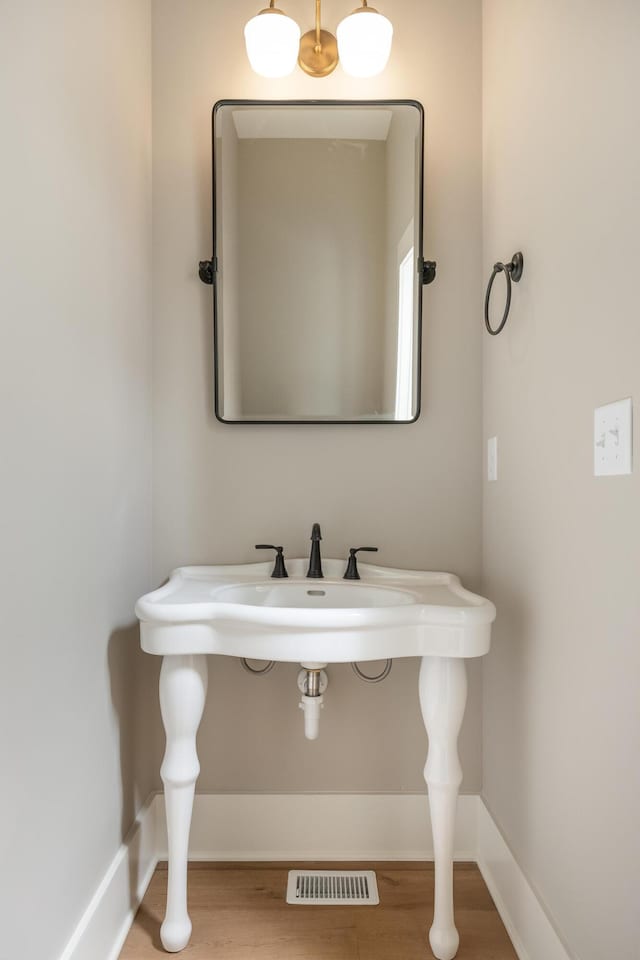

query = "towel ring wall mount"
[484, 251, 524, 336]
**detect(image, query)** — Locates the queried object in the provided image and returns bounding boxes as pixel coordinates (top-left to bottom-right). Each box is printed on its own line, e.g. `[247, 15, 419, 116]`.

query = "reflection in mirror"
[213, 101, 423, 423]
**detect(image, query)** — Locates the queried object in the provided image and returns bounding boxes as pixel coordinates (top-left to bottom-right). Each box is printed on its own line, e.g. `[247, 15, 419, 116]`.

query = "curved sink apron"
[136, 560, 496, 960]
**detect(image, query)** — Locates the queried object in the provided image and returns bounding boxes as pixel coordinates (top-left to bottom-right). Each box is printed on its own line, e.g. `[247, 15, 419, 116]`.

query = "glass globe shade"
[337, 7, 393, 78]
[244, 8, 301, 78]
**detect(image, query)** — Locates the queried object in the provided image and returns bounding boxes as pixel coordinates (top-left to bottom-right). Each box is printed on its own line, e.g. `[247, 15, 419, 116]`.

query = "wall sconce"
[244, 0, 393, 79]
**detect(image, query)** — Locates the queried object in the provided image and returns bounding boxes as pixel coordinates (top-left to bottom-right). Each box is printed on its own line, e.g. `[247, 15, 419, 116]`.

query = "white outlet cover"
[594, 398, 632, 476]
[487, 436, 497, 482]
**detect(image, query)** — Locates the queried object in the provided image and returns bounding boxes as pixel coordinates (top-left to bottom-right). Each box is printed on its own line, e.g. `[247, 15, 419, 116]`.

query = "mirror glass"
[213, 100, 424, 423]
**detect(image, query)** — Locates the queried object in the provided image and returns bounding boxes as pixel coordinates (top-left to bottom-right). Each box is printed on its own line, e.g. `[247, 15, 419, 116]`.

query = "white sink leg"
[159, 654, 208, 952]
[419, 656, 467, 960]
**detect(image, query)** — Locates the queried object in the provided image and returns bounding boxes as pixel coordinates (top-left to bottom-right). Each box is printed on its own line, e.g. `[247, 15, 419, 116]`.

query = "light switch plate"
[487, 436, 497, 482]
[594, 398, 632, 476]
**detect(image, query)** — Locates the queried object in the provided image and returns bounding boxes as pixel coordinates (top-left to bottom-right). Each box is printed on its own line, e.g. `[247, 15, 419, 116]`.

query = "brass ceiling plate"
[298, 28, 339, 77]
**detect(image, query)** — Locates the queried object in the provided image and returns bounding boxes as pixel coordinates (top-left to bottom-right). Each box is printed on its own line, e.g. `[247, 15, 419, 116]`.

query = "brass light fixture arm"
[299, 0, 338, 77]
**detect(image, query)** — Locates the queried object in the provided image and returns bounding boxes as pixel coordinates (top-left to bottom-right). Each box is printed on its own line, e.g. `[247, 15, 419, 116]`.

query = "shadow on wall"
[481, 574, 533, 842]
[108, 624, 162, 908]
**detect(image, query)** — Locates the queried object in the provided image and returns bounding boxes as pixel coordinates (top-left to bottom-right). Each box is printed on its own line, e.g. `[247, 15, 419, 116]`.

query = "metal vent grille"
[286, 870, 379, 905]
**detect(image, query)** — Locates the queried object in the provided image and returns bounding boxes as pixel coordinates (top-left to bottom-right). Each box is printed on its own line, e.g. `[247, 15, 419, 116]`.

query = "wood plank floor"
[120, 862, 517, 959]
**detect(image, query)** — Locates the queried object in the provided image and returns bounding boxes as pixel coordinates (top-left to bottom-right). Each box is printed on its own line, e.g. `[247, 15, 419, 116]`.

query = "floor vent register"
[286, 870, 379, 905]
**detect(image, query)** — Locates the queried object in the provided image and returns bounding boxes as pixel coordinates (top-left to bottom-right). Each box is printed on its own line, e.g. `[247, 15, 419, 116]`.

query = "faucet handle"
[255, 544, 288, 579]
[343, 546, 378, 580]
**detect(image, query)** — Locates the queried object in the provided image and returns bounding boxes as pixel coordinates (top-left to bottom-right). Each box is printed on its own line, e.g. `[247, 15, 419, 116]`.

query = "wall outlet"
[487, 436, 498, 482]
[594, 398, 632, 476]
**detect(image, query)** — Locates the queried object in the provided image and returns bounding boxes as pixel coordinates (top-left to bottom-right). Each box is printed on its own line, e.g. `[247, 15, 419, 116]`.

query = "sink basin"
[136, 559, 496, 662]
[213, 580, 416, 608]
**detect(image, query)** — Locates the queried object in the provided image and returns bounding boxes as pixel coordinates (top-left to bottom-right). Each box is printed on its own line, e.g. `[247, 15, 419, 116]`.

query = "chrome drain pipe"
[306, 668, 321, 697]
[298, 664, 328, 740]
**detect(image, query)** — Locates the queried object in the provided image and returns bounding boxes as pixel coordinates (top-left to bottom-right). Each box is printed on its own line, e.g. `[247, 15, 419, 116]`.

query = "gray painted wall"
[151, 0, 484, 794]
[0, 3, 154, 957]
[482, 2, 640, 958]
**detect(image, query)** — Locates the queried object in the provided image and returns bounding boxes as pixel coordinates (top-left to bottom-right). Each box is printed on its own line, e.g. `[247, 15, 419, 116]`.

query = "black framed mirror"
[201, 100, 434, 424]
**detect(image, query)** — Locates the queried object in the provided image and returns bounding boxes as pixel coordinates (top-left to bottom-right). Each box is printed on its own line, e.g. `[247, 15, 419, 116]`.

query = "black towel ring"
[484, 252, 524, 336]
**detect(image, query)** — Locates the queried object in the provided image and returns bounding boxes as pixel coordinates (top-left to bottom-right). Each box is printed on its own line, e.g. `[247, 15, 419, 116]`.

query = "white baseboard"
[476, 800, 571, 960]
[154, 793, 479, 861]
[58, 794, 158, 960]
[59, 792, 571, 960]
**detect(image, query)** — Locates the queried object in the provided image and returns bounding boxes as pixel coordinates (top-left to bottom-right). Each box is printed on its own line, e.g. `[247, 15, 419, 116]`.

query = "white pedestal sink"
[136, 560, 495, 959]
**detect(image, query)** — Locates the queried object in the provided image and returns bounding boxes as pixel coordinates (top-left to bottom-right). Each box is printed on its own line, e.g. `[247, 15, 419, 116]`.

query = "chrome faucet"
[306, 523, 323, 578]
